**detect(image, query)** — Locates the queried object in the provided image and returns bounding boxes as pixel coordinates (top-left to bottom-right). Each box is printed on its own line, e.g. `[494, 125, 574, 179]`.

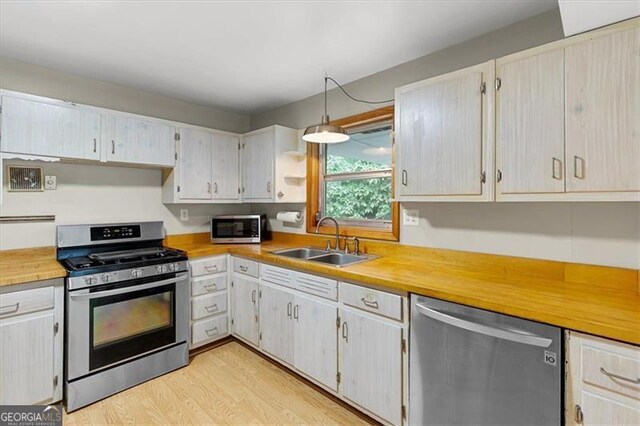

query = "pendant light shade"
[302, 115, 349, 144]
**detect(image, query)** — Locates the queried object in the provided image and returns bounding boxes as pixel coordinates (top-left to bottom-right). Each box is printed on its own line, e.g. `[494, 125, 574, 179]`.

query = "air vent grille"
[8, 166, 44, 192]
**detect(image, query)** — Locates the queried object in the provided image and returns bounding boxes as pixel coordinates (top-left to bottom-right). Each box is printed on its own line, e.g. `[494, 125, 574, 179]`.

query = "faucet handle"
[324, 240, 332, 251]
[352, 237, 360, 255]
[343, 238, 350, 254]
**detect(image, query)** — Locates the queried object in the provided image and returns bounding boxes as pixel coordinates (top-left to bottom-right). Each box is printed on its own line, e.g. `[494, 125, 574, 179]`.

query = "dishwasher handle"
[415, 302, 553, 348]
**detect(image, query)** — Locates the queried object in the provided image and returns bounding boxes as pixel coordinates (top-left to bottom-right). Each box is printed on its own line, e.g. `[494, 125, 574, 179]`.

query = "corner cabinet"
[496, 19, 640, 201]
[162, 127, 241, 203]
[0, 279, 64, 405]
[394, 60, 495, 202]
[566, 331, 640, 425]
[241, 125, 305, 203]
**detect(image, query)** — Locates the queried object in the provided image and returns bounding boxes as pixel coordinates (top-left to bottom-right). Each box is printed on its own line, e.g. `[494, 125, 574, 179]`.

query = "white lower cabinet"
[189, 255, 229, 349]
[566, 331, 640, 425]
[230, 272, 260, 346]
[0, 280, 64, 405]
[339, 308, 404, 425]
[259, 283, 294, 365]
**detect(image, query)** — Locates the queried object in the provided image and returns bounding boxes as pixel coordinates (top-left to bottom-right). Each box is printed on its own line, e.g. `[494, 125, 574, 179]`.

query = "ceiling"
[0, 1, 558, 115]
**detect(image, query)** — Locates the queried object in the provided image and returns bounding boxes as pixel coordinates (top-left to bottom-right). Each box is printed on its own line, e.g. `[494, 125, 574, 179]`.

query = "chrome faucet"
[315, 216, 340, 251]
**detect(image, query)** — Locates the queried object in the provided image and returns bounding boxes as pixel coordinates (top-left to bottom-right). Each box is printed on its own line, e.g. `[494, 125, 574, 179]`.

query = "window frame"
[306, 106, 399, 242]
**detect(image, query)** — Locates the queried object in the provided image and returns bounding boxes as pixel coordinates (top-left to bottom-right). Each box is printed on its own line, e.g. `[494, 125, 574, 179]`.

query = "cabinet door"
[497, 49, 565, 194]
[395, 65, 485, 197]
[565, 27, 640, 192]
[0, 312, 55, 404]
[580, 391, 640, 425]
[212, 133, 240, 200]
[242, 130, 274, 200]
[178, 128, 213, 200]
[293, 294, 337, 390]
[1, 95, 100, 160]
[339, 309, 403, 425]
[105, 115, 175, 167]
[259, 284, 294, 365]
[230, 274, 259, 346]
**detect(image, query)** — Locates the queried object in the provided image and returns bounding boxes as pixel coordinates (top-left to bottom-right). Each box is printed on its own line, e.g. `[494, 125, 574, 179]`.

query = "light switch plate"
[44, 175, 57, 190]
[403, 209, 419, 227]
[180, 209, 189, 221]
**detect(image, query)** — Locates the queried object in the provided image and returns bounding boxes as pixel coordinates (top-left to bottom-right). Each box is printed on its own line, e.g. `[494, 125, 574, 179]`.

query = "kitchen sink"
[271, 247, 375, 267]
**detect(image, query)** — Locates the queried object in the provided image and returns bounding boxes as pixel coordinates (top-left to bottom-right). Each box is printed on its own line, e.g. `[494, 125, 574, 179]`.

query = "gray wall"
[250, 9, 564, 130]
[0, 58, 250, 133]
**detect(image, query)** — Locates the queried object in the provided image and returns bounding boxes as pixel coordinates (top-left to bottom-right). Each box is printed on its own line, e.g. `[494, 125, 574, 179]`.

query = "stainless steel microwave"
[210, 214, 269, 244]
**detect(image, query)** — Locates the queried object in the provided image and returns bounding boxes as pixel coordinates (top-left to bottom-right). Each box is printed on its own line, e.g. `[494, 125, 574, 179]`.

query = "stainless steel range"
[57, 221, 189, 412]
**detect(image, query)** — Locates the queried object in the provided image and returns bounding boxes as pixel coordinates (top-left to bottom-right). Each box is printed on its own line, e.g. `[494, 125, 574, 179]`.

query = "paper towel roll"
[276, 211, 302, 223]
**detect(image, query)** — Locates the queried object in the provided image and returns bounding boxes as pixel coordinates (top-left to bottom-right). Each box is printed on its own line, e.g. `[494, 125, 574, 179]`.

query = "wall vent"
[7, 166, 44, 192]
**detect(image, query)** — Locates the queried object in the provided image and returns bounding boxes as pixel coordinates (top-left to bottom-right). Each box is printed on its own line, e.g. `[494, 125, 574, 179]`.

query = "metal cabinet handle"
[293, 304, 299, 320]
[552, 157, 563, 180]
[205, 327, 219, 337]
[287, 302, 292, 318]
[204, 265, 218, 272]
[203, 283, 217, 291]
[204, 304, 219, 313]
[600, 367, 640, 384]
[239, 265, 248, 272]
[342, 321, 348, 342]
[497, 169, 503, 182]
[0, 302, 20, 315]
[415, 302, 553, 348]
[251, 290, 257, 304]
[214, 182, 218, 194]
[573, 156, 585, 179]
[207, 182, 211, 193]
[93, 138, 97, 153]
[361, 298, 379, 309]
[401, 169, 408, 186]
[267, 181, 272, 193]
[575, 404, 584, 424]
[111, 140, 115, 154]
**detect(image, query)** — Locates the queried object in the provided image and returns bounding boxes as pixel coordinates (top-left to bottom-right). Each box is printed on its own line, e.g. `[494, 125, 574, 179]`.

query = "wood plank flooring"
[64, 341, 372, 425]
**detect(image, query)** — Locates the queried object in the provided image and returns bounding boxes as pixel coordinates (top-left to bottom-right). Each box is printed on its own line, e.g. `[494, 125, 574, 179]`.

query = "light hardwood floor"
[64, 341, 372, 425]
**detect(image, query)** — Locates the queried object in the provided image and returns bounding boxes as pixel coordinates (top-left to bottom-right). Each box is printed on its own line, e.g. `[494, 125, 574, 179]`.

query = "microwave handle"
[68, 274, 188, 300]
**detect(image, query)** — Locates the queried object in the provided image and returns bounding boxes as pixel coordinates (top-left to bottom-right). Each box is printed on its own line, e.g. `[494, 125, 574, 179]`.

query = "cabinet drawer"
[0, 287, 54, 319]
[296, 271, 337, 301]
[192, 315, 228, 346]
[261, 264, 296, 290]
[582, 345, 640, 400]
[191, 274, 227, 296]
[340, 282, 403, 321]
[233, 257, 259, 278]
[190, 255, 227, 277]
[192, 293, 227, 321]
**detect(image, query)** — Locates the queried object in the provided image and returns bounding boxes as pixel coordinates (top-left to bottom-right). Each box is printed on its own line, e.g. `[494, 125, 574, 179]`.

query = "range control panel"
[90, 225, 142, 241]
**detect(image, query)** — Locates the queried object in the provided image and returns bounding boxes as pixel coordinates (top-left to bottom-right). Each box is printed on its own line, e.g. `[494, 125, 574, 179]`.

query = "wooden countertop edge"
[0, 246, 67, 287]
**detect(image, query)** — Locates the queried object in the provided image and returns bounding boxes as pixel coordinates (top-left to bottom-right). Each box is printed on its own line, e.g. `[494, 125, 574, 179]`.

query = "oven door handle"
[68, 274, 188, 300]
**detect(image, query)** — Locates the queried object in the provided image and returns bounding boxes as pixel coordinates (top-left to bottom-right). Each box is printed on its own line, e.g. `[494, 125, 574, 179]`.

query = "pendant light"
[302, 77, 349, 144]
[302, 76, 394, 144]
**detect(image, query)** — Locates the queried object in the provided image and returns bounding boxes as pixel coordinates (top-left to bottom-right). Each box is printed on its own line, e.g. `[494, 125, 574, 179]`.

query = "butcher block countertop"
[0, 246, 66, 287]
[166, 232, 640, 346]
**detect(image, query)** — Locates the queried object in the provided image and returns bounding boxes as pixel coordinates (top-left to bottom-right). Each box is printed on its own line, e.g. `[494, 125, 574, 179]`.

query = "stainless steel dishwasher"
[410, 295, 561, 426]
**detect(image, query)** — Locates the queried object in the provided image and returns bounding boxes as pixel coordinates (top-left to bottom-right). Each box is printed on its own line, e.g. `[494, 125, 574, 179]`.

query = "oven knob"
[84, 276, 97, 285]
[168, 263, 176, 272]
[130, 269, 142, 278]
[156, 265, 163, 274]
[102, 274, 110, 283]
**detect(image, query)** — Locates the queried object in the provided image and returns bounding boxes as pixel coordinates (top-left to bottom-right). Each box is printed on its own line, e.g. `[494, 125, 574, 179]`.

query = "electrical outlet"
[44, 175, 57, 190]
[180, 209, 189, 221]
[403, 209, 419, 227]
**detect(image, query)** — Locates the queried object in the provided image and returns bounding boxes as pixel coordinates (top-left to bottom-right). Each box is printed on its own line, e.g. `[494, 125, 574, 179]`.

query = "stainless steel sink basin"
[271, 247, 375, 267]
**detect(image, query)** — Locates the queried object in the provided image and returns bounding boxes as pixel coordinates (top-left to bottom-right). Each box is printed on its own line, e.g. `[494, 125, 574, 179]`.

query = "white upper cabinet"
[496, 48, 566, 196]
[565, 26, 640, 193]
[0, 94, 101, 160]
[212, 133, 241, 200]
[177, 128, 213, 200]
[242, 125, 305, 203]
[104, 114, 175, 167]
[395, 60, 494, 201]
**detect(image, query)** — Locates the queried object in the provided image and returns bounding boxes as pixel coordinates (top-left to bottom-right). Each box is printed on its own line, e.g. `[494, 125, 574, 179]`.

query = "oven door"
[66, 272, 189, 381]
[211, 217, 260, 243]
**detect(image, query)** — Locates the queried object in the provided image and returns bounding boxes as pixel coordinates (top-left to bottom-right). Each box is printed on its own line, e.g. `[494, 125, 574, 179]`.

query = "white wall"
[0, 160, 250, 249]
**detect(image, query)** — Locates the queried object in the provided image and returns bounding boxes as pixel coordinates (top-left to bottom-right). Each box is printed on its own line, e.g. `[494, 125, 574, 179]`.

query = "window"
[307, 106, 399, 241]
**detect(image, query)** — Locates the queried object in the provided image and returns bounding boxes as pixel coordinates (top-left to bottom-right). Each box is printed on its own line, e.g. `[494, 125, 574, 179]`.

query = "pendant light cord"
[325, 76, 394, 105]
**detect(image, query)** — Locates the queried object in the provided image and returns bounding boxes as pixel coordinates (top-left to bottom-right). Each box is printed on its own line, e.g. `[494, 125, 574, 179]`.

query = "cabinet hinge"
[336, 372, 341, 384]
[495, 77, 502, 91]
[336, 317, 340, 328]
[480, 82, 486, 94]
[401, 338, 407, 353]
[177, 185, 181, 192]
[175, 133, 181, 141]
[481, 171, 486, 184]
[53, 322, 59, 334]
[401, 405, 407, 420]
[53, 375, 59, 387]
[574, 404, 583, 424]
